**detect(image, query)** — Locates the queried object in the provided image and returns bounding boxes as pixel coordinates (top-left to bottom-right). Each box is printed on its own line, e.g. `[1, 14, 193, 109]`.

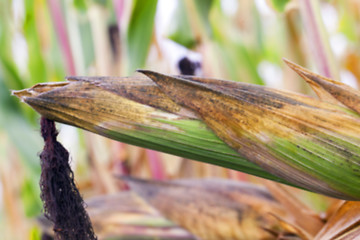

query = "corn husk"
[12, 76, 285, 184]
[13, 62, 360, 200]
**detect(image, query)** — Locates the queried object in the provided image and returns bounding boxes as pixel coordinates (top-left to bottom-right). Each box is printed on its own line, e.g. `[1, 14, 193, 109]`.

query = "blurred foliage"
[126, 0, 158, 73]
[167, 1, 196, 49]
[0, 0, 360, 239]
[271, 0, 291, 12]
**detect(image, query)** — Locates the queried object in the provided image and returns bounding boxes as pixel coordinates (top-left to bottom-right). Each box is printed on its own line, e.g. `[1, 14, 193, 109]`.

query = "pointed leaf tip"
[11, 89, 23, 98]
[137, 69, 165, 76]
[11, 89, 31, 103]
[136, 70, 169, 84]
[136, 69, 158, 76]
[284, 58, 360, 114]
[283, 58, 336, 84]
[138, 70, 215, 93]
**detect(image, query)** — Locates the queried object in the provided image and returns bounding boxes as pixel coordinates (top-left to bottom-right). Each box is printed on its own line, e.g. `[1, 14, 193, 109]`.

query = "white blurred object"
[156, 0, 177, 40]
[254, 0, 276, 32]
[11, 0, 28, 76]
[58, 125, 79, 170]
[257, 61, 283, 88]
[255, 0, 276, 17]
[11, 32, 29, 76]
[12, 0, 25, 26]
[341, 70, 359, 89]
[155, 0, 201, 74]
[330, 33, 348, 58]
[221, 0, 239, 17]
[320, 3, 339, 34]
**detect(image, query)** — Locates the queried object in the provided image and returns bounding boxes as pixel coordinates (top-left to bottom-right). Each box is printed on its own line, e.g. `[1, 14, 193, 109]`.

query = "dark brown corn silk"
[40, 117, 97, 240]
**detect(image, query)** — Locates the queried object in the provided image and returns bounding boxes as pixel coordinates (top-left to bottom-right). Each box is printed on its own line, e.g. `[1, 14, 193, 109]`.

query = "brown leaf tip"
[283, 58, 340, 85]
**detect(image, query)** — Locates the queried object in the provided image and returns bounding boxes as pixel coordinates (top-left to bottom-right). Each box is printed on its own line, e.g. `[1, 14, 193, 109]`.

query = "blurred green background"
[1, 0, 360, 239]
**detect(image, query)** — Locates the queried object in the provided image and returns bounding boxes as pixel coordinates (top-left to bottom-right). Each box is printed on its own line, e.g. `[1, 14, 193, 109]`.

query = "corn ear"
[12, 77, 286, 184]
[140, 70, 360, 200]
[13, 64, 360, 200]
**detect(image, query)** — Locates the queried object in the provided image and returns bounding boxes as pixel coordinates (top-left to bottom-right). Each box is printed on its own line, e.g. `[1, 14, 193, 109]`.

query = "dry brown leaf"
[315, 201, 360, 240]
[268, 214, 313, 240]
[284, 58, 360, 114]
[38, 192, 197, 240]
[264, 180, 324, 237]
[121, 176, 300, 240]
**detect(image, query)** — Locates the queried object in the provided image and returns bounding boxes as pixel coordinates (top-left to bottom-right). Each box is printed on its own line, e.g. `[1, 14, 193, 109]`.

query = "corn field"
[1, 0, 360, 239]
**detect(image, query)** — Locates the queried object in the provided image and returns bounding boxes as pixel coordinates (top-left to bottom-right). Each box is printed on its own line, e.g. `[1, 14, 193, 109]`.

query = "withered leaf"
[315, 201, 360, 240]
[121, 176, 296, 240]
[285, 58, 360, 114]
[38, 192, 197, 240]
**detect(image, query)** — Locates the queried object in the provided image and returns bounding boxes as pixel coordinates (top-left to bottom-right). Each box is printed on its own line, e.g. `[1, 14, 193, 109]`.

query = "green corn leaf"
[271, 0, 291, 12]
[126, 0, 158, 73]
[167, 1, 197, 49]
